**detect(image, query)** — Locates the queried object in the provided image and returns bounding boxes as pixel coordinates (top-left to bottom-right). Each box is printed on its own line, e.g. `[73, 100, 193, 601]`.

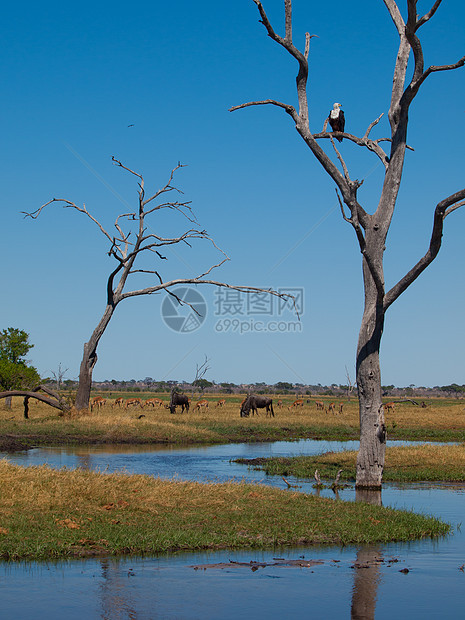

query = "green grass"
[235, 444, 465, 483]
[0, 460, 449, 560]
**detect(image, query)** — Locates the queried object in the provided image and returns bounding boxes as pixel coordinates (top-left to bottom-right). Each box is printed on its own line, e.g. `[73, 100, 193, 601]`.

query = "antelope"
[339, 402, 344, 414]
[277, 400, 283, 408]
[315, 401, 325, 411]
[125, 398, 144, 409]
[216, 399, 226, 407]
[91, 396, 106, 411]
[292, 399, 304, 408]
[385, 402, 395, 413]
[195, 399, 209, 411]
[327, 402, 335, 414]
[113, 397, 124, 408]
[145, 398, 164, 408]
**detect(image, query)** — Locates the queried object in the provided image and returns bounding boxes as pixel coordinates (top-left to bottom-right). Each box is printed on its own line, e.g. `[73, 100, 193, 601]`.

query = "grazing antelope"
[384, 402, 395, 413]
[91, 396, 106, 411]
[216, 399, 226, 407]
[125, 398, 144, 409]
[292, 399, 304, 408]
[145, 398, 164, 408]
[113, 397, 124, 408]
[195, 399, 209, 411]
[339, 402, 344, 414]
[315, 401, 325, 411]
[277, 400, 283, 408]
[240, 395, 274, 418]
[327, 402, 335, 414]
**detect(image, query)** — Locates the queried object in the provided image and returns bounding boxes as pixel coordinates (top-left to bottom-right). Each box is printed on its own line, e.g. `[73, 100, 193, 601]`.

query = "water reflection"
[351, 547, 382, 620]
[0, 440, 463, 618]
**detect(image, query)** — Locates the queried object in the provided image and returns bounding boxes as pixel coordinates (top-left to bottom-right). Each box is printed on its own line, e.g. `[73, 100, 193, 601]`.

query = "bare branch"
[193, 355, 211, 383]
[23, 198, 115, 248]
[362, 113, 384, 141]
[313, 130, 390, 168]
[229, 99, 298, 121]
[416, 1, 443, 30]
[330, 136, 351, 184]
[382, 0, 405, 34]
[384, 188, 465, 310]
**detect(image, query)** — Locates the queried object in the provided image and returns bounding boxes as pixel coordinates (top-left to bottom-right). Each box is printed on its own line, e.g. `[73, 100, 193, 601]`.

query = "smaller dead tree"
[0, 385, 71, 419]
[24, 159, 295, 411]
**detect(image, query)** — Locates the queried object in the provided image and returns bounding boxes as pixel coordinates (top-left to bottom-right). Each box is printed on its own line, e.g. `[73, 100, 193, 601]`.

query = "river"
[1, 440, 463, 618]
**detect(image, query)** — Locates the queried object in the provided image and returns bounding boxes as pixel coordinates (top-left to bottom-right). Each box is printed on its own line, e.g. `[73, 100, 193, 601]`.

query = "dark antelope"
[169, 391, 190, 414]
[240, 394, 275, 418]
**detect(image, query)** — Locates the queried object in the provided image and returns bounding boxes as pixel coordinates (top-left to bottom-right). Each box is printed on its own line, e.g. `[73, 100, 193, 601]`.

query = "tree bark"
[74, 304, 115, 410]
[355, 251, 386, 489]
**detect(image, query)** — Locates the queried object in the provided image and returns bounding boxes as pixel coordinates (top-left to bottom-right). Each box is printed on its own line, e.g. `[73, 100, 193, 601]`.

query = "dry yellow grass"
[1, 394, 464, 446]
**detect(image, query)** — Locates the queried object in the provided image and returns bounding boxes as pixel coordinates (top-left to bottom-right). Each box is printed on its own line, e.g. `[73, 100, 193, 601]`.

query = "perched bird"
[328, 103, 345, 142]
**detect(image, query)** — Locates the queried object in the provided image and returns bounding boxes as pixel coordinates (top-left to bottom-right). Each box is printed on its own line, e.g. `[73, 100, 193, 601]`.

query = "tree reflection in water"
[351, 489, 383, 619]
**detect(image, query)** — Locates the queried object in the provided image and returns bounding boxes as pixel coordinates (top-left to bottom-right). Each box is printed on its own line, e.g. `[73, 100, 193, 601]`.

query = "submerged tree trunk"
[75, 305, 116, 410]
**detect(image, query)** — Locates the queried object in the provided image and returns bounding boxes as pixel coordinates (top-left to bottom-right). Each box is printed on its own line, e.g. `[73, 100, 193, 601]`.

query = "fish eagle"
[328, 103, 345, 142]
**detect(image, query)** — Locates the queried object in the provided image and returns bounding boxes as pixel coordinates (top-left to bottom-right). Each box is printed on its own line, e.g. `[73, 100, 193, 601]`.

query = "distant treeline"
[46, 378, 465, 398]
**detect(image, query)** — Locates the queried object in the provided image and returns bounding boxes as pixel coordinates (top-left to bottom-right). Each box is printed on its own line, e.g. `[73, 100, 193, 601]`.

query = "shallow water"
[1, 440, 464, 619]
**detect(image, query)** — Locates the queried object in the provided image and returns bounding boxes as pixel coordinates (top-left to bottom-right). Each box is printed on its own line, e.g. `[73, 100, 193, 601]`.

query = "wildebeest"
[240, 394, 275, 418]
[169, 391, 190, 414]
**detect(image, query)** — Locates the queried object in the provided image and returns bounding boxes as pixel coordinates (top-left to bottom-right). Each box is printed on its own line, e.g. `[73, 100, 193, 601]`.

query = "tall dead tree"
[25, 158, 292, 411]
[231, 0, 465, 488]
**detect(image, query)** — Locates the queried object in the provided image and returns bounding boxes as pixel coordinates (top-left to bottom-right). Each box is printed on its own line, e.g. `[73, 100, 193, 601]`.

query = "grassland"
[0, 459, 449, 560]
[236, 444, 465, 483]
[1, 393, 464, 449]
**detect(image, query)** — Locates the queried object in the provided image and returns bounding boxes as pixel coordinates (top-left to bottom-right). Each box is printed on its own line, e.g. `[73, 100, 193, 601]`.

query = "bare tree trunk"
[75, 305, 115, 410]
[355, 257, 386, 489]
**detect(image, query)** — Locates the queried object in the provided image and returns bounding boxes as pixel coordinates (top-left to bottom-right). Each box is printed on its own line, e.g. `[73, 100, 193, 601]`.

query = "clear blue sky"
[2, 0, 464, 388]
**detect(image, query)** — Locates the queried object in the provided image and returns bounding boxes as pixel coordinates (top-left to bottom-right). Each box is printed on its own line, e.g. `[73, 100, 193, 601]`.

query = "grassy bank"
[0, 460, 449, 560]
[235, 444, 465, 483]
[1, 394, 465, 448]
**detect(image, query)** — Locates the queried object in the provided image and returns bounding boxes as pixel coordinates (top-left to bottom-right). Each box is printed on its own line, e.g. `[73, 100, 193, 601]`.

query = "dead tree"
[24, 159, 294, 410]
[0, 385, 70, 418]
[231, 0, 464, 489]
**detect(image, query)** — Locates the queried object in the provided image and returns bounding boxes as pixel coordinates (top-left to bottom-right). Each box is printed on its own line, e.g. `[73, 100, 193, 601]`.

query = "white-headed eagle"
[328, 103, 345, 142]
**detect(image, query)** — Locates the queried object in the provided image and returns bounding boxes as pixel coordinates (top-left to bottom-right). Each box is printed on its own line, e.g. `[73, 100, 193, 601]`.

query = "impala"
[327, 402, 335, 414]
[145, 398, 164, 408]
[125, 398, 144, 409]
[292, 399, 304, 407]
[216, 399, 226, 407]
[315, 401, 325, 411]
[113, 397, 124, 408]
[91, 396, 106, 411]
[195, 399, 209, 411]
[385, 402, 395, 413]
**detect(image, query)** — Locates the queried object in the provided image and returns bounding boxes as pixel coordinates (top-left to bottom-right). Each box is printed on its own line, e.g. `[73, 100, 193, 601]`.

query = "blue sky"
[2, 0, 464, 387]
